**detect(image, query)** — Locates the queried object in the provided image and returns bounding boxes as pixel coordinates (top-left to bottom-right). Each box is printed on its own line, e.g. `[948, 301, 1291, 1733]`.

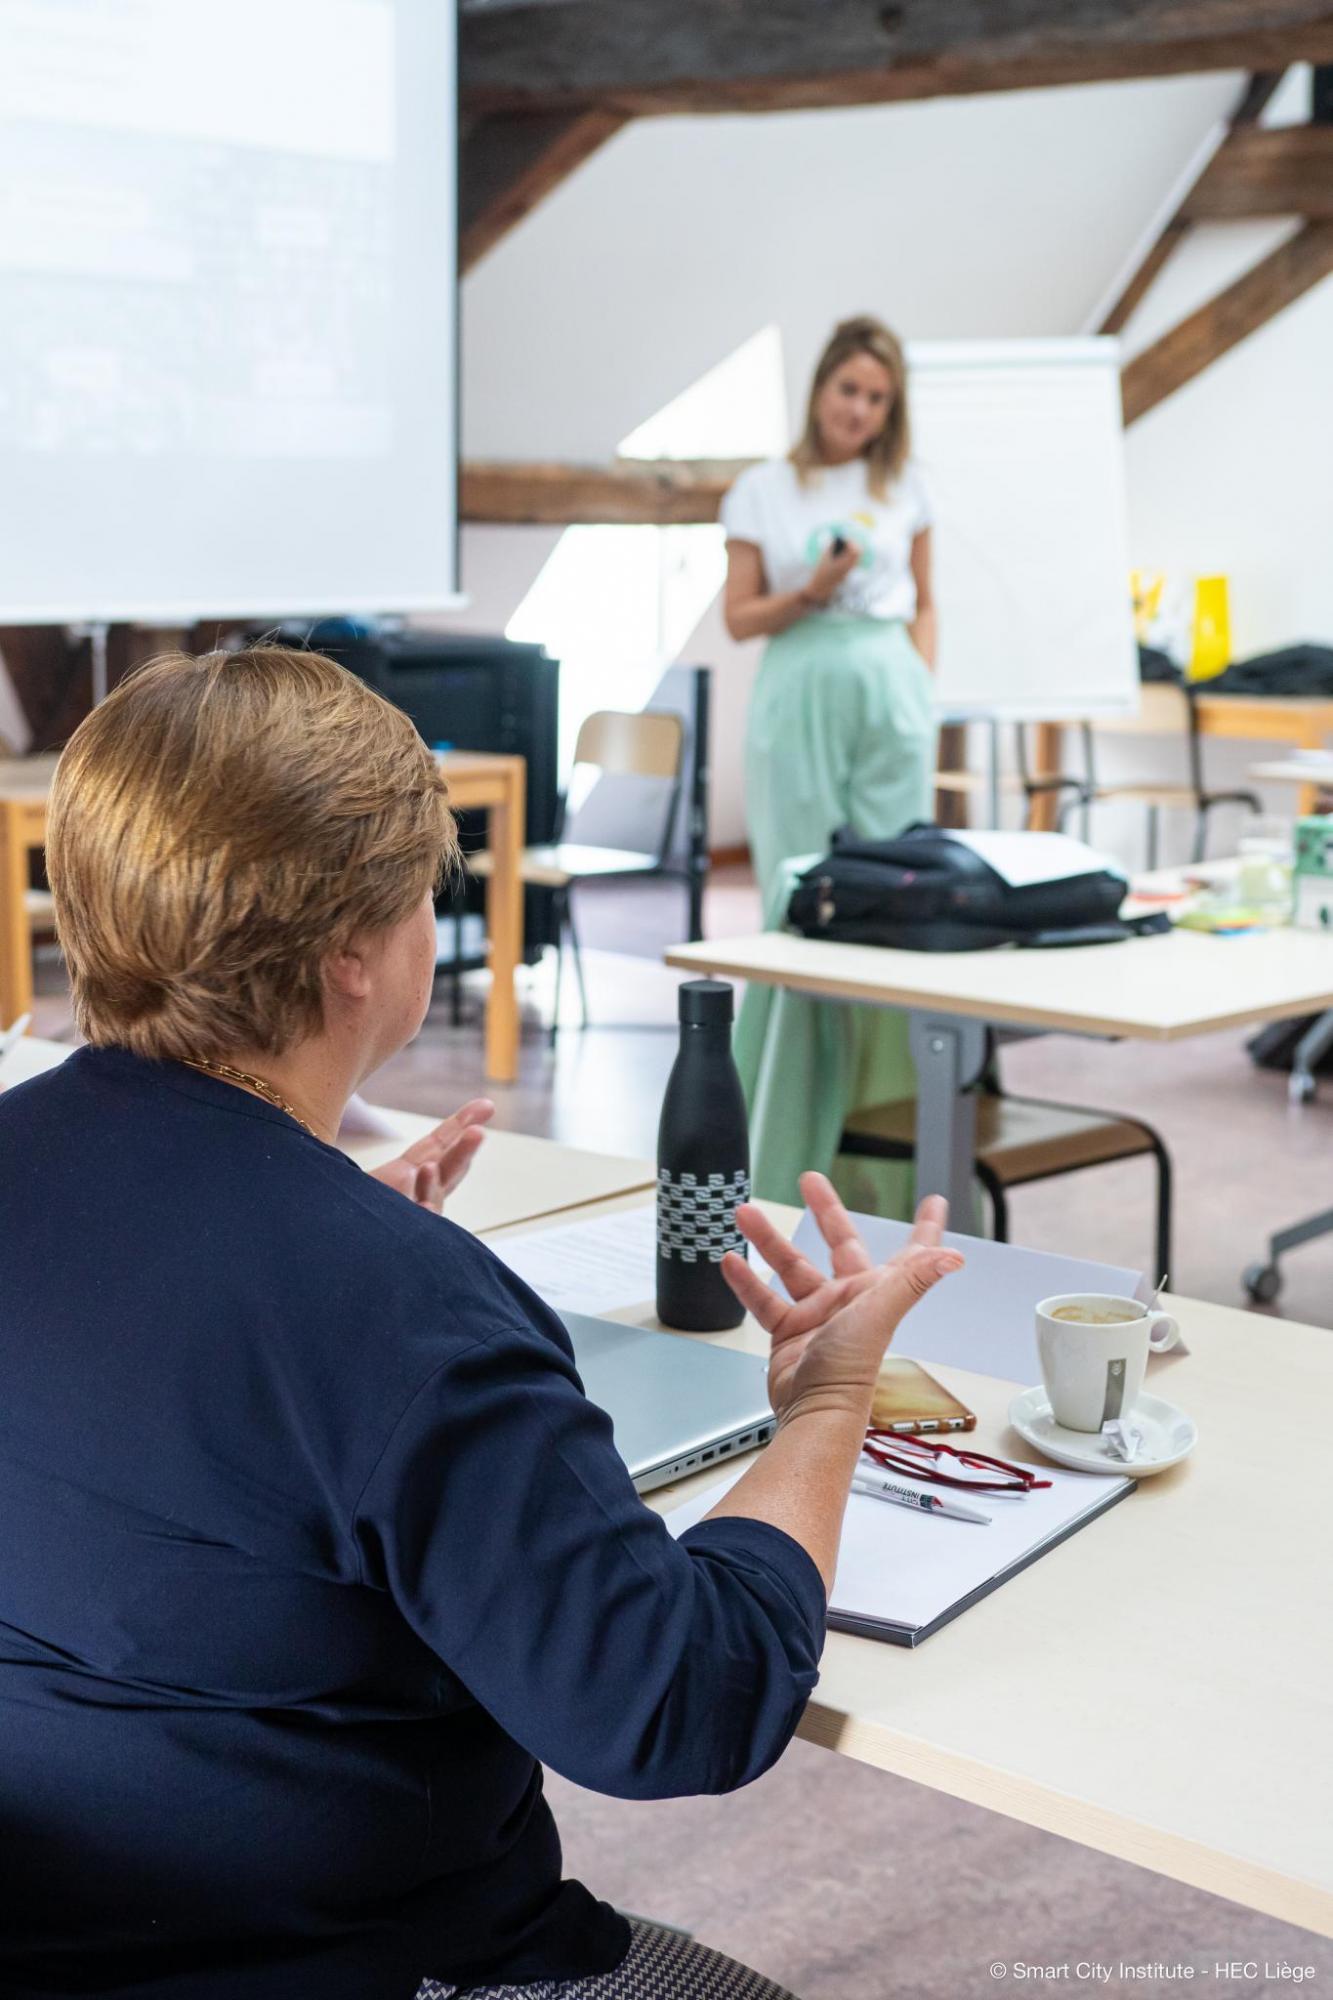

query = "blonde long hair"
[789, 315, 910, 502]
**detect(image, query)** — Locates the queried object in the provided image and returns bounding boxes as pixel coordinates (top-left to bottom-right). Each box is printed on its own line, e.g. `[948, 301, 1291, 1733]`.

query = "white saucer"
[1007, 1385, 1198, 1478]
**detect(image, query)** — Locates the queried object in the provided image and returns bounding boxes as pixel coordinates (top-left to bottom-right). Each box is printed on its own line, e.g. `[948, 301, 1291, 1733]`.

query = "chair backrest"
[566, 709, 687, 865]
[1085, 679, 1204, 793]
[1014, 680, 1203, 810]
[573, 709, 684, 782]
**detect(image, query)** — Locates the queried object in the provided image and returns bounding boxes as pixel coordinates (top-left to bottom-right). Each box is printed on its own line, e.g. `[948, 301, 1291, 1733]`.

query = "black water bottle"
[656, 979, 749, 1331]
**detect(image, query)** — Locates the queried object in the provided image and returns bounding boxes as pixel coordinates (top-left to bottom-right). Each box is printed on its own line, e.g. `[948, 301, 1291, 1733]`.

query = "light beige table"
[0, 756, 59, 1032]
[0, 1038, 653, 1238]
[490, 1186, 1333, 1939]
[667, 923, 1333, 1220]
[1251, 757, 1333, 794]
[436, 751, 526, 1085]
[341, 1104, 653, 1236]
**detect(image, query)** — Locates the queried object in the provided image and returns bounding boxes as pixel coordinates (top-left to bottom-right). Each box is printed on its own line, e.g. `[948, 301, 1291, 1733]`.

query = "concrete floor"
[20, 872, 1333, 1997]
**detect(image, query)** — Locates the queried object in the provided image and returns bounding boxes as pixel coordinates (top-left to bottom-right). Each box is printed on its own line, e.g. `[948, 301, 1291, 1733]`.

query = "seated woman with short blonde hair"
[0, 647, 958, 2000]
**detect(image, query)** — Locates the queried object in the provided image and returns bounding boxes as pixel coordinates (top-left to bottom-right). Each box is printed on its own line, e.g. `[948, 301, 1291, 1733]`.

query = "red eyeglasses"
[861, 1429, 1051, 1494]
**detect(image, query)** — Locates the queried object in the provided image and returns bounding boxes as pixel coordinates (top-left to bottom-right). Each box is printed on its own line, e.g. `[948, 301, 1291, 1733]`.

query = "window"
[506, 326, 788, 768]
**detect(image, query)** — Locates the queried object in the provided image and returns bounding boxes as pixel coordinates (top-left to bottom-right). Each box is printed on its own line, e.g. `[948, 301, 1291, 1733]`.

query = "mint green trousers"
[735, 616, 936, 1210]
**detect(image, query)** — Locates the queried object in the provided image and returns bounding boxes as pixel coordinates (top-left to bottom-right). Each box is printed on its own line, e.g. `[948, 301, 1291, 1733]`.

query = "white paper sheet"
[491, 1204, 772, 1317]
[947, 829, 1126, 890]
[784, 1208, 1156, 1385]
[666, 1458, 1130, 1643]
[491, 1208, 659, 1314]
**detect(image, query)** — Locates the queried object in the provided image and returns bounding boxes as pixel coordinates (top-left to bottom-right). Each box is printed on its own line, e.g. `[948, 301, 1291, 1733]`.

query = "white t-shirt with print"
[720, 456, 931, 622]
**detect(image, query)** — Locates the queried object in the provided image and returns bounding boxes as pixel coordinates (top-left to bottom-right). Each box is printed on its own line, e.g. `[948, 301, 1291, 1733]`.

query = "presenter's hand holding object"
[721, 1176, 963, 1423]
[803, 538, 859, 605]
[370, 1097, 495, 1211]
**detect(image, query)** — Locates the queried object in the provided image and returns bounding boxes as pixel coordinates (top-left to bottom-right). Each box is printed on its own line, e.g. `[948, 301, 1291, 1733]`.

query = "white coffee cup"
[1035, 1292, 1180, 1433]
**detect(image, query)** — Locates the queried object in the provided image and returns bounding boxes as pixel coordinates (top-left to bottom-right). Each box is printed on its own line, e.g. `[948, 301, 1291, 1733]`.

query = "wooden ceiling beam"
[460, 109, 625, 271]
[1182, 124, 1333, 219]
[460, 5, 1333, 119]
[1098, 219, 1192, 338]
[1097, 68, 1283, 336]
[460, 459, 749, 525]
[1121, 219, 1333, 423]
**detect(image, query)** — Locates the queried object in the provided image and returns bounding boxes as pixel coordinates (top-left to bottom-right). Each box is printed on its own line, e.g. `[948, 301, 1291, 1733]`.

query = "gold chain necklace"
[180, 1058, 320, 1140]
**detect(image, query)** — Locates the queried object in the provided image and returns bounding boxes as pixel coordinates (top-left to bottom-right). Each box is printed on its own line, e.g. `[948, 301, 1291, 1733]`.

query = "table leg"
[1028, 723, 1063, 831]
[908, 1011, 988, 1229]
[1296, 721, 1326, 819]
[0, 800, 33, 1028]
[482, 765, 524, 1085]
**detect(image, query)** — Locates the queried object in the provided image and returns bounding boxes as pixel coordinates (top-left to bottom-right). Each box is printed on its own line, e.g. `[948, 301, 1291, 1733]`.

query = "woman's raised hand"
[804, 540, 860, 605]
[720, 1175, 964, 1424]
[369, 1097, 495, 1212]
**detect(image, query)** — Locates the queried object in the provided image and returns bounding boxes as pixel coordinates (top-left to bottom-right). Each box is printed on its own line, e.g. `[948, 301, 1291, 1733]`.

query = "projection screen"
[0, 0, 459, 622]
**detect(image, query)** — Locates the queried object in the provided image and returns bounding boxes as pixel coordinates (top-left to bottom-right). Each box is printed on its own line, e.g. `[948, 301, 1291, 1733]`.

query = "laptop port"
[718, 1440, 732, 1453]
[701, 1449, 715, 1462]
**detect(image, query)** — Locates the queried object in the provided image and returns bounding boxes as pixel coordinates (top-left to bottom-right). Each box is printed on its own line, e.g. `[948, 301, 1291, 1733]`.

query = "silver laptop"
[562, 1311, 775, 1493]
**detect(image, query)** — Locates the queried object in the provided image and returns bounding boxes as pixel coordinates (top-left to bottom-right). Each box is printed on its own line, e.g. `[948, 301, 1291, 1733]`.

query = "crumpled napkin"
[1100, 1417, 1145, 1463]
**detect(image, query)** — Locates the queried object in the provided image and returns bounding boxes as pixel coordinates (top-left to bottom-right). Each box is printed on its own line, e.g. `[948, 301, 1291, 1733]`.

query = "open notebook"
[665, 1458, 1132, 1647]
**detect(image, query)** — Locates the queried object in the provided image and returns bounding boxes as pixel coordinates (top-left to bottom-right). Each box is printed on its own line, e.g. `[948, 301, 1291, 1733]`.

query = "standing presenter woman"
[721, 315, 938, 1207]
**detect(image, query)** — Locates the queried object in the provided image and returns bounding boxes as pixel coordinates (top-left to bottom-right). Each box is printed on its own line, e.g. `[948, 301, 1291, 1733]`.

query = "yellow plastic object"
[1189, 575, 1231, 682]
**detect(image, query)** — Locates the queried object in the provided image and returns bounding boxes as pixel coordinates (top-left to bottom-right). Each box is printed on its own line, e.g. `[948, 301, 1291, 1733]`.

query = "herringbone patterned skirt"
[416, 1919, 800, 2000]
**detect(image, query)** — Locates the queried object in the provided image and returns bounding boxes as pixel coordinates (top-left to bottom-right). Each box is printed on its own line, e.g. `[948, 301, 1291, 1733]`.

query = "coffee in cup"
[1050, 1304, 1143, 1325]
[1035, 1292, 1179, 1433]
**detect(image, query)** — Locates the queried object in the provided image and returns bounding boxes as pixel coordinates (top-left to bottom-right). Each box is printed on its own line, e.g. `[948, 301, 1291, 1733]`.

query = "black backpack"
[786, 824, 1153, 952]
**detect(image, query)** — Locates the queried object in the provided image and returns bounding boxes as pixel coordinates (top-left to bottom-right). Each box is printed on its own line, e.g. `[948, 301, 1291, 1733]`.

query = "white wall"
[461, 75, 1238, 459]
[1080, 65, 1333, 867]
[447, 69, 1333, 865]
[1122, 222, 1332, 656]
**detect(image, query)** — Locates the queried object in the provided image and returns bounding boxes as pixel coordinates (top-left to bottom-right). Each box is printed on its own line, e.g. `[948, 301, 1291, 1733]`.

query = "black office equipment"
[266, 622, 562, 966]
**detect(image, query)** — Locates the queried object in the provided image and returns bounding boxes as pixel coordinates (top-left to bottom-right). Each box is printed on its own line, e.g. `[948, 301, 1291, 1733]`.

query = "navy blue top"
[0, 1048, 825, 1999]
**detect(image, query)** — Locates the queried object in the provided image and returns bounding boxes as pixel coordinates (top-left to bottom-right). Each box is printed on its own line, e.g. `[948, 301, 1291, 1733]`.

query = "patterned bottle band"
[656, 1167, 750, 1264]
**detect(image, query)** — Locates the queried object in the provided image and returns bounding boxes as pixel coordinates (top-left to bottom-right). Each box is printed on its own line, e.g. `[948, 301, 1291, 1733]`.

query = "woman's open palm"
[369, 1097, 495, 1211]
[721, 1175, 964, 1421]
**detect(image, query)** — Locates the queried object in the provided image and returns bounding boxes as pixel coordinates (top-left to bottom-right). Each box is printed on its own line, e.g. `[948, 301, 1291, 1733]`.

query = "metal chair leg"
[566, 894, 590, 1031]
[449, 915, 464, 1028]
[977, 1162, 1009, 1242]
[1150, 1132, 1173, 1285]
[550, 891, 566, 1046]
[1192, 804, 1209, 865]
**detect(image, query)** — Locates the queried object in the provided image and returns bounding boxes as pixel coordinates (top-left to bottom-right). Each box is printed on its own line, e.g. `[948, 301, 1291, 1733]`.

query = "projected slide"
[0, 0, 459, 621]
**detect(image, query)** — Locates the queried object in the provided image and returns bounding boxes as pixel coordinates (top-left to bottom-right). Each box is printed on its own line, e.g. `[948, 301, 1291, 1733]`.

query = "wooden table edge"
[472, 1174, 657, 1239]
[663, 946, 1333, 1043]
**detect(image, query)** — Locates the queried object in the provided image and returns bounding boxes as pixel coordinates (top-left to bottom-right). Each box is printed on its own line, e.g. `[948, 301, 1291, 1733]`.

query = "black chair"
[1017, 683, 1261, 867]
